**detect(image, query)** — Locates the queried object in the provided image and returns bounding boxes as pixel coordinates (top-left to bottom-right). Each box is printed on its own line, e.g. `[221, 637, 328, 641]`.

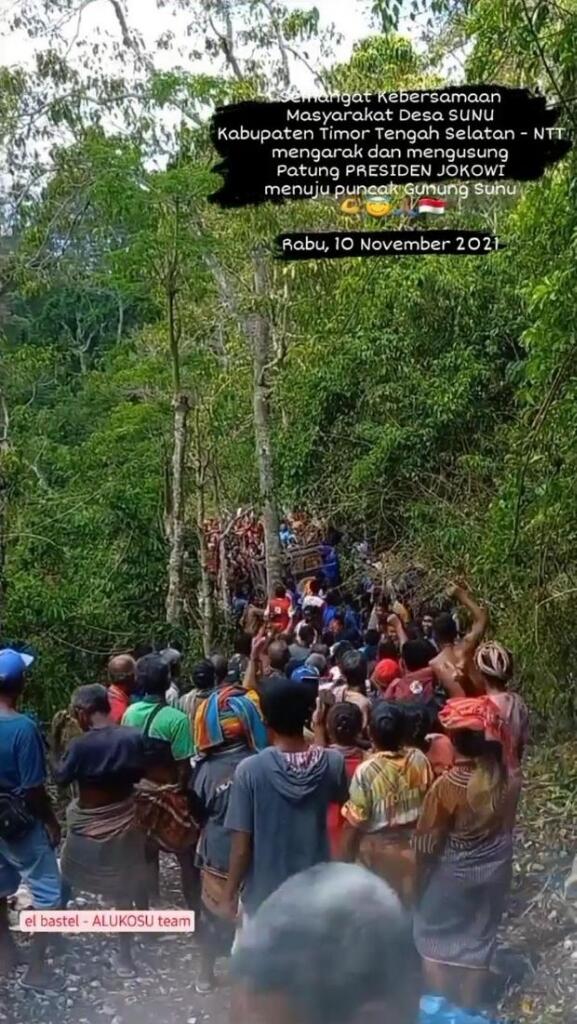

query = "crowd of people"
[0, 567, 532, 1023]
[203, 508, 331, 595]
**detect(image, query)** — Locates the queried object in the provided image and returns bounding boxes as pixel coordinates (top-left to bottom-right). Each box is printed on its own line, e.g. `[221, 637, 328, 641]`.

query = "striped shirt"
[413, 762, 518, 856]
[342, 748, 433, 833]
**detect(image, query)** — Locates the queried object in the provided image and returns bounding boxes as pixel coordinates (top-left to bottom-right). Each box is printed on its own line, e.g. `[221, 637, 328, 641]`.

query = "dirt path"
[2, 745, 576, 1024]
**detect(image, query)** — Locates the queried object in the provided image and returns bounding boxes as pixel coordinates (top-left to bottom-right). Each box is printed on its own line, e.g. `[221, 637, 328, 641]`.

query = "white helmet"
[475, 641, 513, 682]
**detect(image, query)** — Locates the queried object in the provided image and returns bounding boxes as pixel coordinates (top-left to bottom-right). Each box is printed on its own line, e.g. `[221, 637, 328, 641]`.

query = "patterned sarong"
[414, 831, 513, 969]
[359, 827, 417, 907]
[134, 779, 197, 853]
[61, 797, 146, 900]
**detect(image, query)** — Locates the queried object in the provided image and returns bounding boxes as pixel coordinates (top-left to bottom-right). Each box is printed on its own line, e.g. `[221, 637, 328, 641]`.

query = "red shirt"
[107, 685, 130, 724]
[267, 595, 292, 634]
[327, 747, 364, 858]
[383, 668, 435, 703]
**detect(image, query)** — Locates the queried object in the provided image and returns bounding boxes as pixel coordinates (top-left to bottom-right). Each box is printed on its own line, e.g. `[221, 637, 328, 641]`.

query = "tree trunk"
[197, 524, 214, 656]
[218, 532, 230, 626]
[212, 469, 231, 627]
[248, 250, 282, 596]
[194, 421, 214, 656]
[0, 389, 8, 632]
[165, 394, 190, 627]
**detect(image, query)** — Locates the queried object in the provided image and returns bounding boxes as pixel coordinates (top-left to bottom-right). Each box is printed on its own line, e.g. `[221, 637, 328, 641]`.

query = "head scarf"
[194, 685, 268, 754]
[439, 696, 516, 768]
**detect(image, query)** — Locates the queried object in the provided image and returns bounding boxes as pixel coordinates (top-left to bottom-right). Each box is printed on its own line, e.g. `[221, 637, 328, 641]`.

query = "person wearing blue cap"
[290, 663, 321, 714]
[290, 663, 320, 686]
[0, 648, 63, 992]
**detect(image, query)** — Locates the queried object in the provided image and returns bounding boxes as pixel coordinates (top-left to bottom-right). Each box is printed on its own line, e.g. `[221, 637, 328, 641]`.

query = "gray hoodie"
[225, 745, 348, 914]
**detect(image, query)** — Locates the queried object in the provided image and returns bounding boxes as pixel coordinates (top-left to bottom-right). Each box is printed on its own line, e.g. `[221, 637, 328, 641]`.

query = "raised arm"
[242, 631, 268, 692]
[311, 690, 335, 748]
[448, 582, 488, 650]
[387, 613, 408, 651]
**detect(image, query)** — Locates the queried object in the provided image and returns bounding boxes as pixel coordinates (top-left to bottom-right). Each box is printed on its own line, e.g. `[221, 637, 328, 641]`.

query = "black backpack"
[141, 703, 173, 769]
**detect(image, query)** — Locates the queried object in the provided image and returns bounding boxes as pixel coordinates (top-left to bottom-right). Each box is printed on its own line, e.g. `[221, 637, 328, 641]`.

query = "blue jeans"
[0, 821, 61, 909]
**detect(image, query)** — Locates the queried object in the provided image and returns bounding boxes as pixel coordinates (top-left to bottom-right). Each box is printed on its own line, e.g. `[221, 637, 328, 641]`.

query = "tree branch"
[208, 12, 244, 82]
[260, 0, 291, 89]
[0, 391, 9, 447]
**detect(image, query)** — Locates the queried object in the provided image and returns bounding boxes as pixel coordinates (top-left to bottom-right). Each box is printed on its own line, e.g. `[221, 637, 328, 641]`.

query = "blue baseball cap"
[291, 664, 320, 684]
[0, 648, 35, 682]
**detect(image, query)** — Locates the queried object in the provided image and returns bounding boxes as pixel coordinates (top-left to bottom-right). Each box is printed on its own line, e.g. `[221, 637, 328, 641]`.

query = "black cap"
[192, 659, 215, 690]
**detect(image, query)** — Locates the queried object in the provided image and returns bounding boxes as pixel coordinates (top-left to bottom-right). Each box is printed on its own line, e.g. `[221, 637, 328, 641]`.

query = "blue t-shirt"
[322, 604, 338, 630]
[0, 710, 47, 794]
[320, 544, 340, 585]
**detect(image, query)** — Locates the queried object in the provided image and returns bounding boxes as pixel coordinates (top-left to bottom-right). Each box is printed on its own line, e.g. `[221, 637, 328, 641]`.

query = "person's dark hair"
[321, 629, 334, 647]
[377, 638, 398, 661]
[434, 612, 458, 645]
[369, 702, 405, 752]
[268, 639, 290, 671]
[192, 659, 216, 690]
[404, 622, 421, 641]
[331, 641, 353, 668]
[398, 701, 435, 750]
[327, 702, 362, 747]
[363, 629, 380, 648]
[311, 643, 329, 658]
[71, 683, 110, 716]
[401, 639, 436, 672]
[211, 654, 228, 685]
[451, 728, 495, 760]
[260, 677, 312, 737]
[274, 582, 287, 599]
[133, 642, 154, 660]
[306, 653, 328, 675]
[298, 625, 315, 647]
[325, 590, 339, 607]
[136, 653, 169, 696]
[309, 578, 320, 596]
[234, 632, 252, 658]
[340, 650, 367, 691]
[230, 863, 415, 1024]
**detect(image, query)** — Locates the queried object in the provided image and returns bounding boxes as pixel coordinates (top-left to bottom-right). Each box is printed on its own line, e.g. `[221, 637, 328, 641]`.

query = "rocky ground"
[1, 743, 576, 1024]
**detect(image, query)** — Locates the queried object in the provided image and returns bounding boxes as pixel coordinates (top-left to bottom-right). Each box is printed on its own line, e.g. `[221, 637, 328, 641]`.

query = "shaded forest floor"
[1, 744, 576, 1024]
[499, 742, 577, 1023]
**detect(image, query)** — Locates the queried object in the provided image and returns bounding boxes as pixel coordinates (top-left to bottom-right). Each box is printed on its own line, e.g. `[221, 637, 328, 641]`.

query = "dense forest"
[0, 0, 576, 723]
